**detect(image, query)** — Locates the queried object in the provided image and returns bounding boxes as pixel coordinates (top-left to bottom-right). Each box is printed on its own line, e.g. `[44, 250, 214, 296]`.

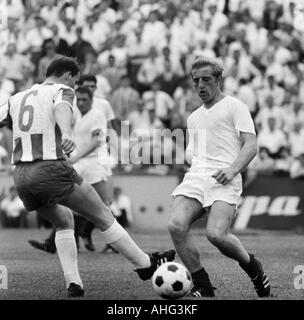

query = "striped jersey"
[0, 82, 75, 164]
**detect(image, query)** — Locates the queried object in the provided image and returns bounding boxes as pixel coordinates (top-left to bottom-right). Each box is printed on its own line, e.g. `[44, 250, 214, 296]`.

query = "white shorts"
[73, 157, 112, 185]
[172, 169, 242, 208]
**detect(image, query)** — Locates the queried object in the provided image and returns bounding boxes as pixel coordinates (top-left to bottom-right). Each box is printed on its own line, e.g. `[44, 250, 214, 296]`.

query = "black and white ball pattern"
[152, 262, 192, 299]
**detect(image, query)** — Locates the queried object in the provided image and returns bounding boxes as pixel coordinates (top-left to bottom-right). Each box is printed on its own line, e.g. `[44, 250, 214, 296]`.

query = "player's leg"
[78, 181, 109, 252]
[36, 205, 84, 297]
[206, 201, 270, 297]
[168, 196, 203, 271]
[91, 180, 118, 253]
[168, 196, 215, 297]
[92, 180, 110, 205]
[60, 182, 175, 280]
[206, 201, 250, 263]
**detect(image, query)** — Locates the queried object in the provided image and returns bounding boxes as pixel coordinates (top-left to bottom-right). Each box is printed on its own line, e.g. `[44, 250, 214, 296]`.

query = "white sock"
[55, 229, 83, 289]
[100, 220, 150, 269]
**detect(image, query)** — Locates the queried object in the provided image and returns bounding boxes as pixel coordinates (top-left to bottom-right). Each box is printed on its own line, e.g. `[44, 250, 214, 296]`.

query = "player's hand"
[212, 168, 236, 185]
[61, 134, 76, 157]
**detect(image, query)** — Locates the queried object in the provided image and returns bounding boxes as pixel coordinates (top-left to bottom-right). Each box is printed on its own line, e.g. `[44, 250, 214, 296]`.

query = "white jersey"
[72, 96, 115, 128]
[92, 97, 115, 122]
[0, 82, 75, 164]
[187, 96, 256, 171]
[73, 107, 107, 160]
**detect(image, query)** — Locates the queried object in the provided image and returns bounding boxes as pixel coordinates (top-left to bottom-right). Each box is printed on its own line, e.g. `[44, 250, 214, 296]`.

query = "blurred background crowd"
[1, 0, 304, 180]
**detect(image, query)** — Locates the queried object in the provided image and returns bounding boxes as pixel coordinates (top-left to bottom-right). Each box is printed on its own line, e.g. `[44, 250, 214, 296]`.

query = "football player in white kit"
[76, 74, 117, 252]
[168, 57, 271, 298]
[69, 86, 112, 250]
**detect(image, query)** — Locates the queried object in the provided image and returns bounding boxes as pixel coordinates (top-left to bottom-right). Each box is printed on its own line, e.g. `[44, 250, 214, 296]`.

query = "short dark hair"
[75, 86, 93, 99]
[78, 74, 97, 85]
[46, 57, 80, 78]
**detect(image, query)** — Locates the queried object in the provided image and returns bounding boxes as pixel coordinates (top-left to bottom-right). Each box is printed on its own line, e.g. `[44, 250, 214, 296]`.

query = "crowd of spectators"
[0, 0, 304, 179]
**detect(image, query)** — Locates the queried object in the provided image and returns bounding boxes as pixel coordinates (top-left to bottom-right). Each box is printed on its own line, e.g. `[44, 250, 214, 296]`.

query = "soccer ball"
[152, 262, 192, 299]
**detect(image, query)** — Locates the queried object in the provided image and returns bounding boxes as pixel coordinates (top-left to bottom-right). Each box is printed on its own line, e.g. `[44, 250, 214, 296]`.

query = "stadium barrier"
[112, 174, 179, 232]
[0, 173, 303, 231]
[234, 174, 304, 231]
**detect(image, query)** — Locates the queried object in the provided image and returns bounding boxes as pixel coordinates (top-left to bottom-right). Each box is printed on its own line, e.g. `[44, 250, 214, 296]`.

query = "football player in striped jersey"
[0, 56, 175, 297]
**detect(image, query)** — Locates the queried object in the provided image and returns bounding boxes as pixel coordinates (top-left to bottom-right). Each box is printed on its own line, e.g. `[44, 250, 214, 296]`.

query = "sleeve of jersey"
[53, 88, 75, 112]
[233, 100, 256, 135]
[0, 102, 12, 129]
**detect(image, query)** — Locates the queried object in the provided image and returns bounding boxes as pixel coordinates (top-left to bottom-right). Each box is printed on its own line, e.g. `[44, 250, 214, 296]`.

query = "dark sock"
[191, 268, 213, 288]
[239, 254, 259, 279]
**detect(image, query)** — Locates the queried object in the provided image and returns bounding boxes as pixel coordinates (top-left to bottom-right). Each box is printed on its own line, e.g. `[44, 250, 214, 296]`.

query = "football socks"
[99, 220, 150, 269]
[55, 229, 83, 289]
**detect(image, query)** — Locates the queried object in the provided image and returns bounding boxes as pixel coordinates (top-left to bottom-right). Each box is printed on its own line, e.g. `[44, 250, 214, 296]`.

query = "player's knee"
[87, 203, 114, 230]
[206, 228, 225, 246]
[57, 210, 74, 229]
[91, 209, 114, 231]
[168, 218, 188, 238]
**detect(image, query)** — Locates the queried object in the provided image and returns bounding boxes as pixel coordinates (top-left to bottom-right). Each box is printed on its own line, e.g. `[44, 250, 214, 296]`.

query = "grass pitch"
[0, 228, 303, 300]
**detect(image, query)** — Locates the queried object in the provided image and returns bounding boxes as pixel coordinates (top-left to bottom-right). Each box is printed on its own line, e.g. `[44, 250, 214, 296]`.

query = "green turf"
[0, 229, 303, 300]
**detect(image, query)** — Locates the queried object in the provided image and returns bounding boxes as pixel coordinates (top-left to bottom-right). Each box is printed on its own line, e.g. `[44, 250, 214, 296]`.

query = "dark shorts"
[13, 160, 83, 211]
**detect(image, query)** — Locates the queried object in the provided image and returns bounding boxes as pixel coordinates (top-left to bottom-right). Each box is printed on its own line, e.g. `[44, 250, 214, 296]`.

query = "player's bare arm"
[212, 132, 257, 185]
[54, 102, 76, 155]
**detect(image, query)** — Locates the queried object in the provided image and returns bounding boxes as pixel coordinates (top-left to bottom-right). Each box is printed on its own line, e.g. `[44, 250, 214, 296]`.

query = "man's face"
[294, 102, 302, 112]
[149, 12, 157, 22]
[7, 44, 16, 55]
[83, 80, 97, 94]
[108, 56, 115, 66]
[7, 18, 16, 30]
[76, 92, 92, 115]
[208, 5, 217, 15]
[191, 66, 220, 103]
[233, 50, 241, 60]
[35, 17, 44, 28]
[65, 19, 74, 29]
[137, 100, 144, 111]
[45, 42, 55, 54]
[121, 77, 129, 87]
[76, 28, 82, 39]
[266, 95, 274, 108]
[268, 118, 276, 130]
[151, 81, 160, 91]
[51, 25, 59, 36]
